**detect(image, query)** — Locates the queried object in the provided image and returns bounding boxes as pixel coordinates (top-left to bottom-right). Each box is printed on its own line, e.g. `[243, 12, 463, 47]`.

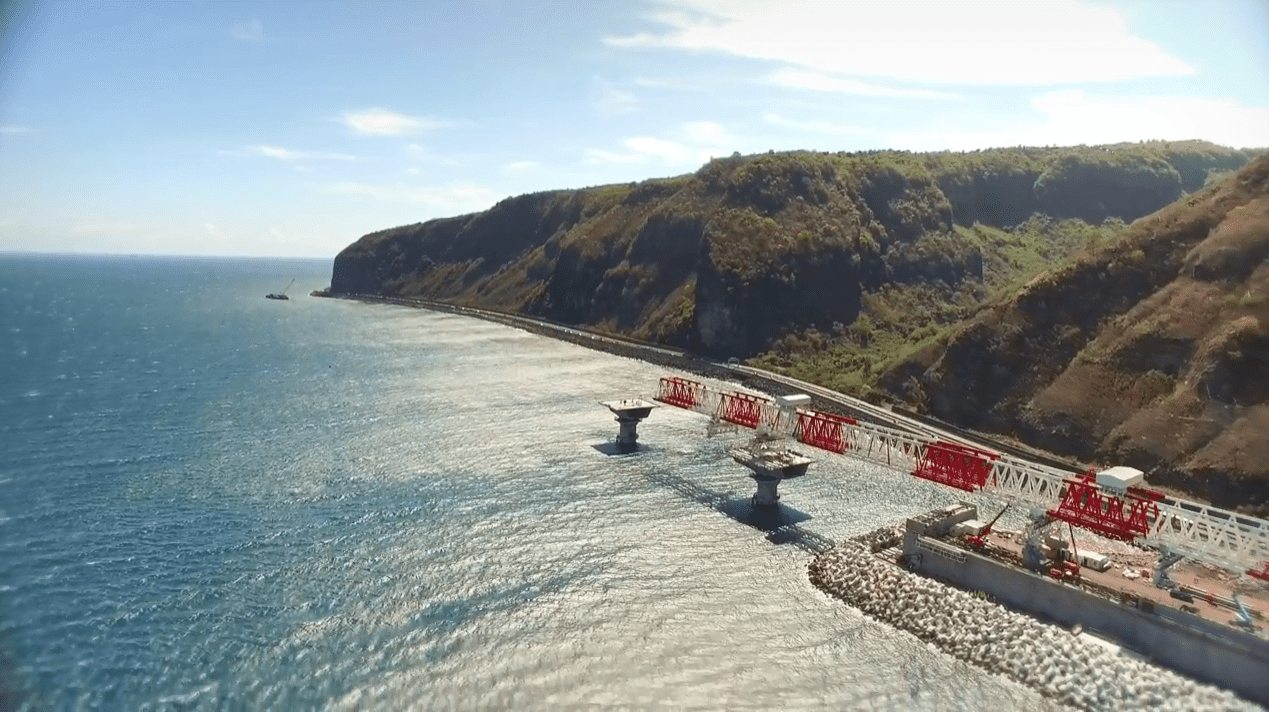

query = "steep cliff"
[332, 140, 1256, 362]
[879, 154, 1269, 511]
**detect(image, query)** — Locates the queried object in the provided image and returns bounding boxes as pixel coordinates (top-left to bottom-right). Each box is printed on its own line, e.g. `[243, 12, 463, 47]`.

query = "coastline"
[315, 291, 1092, 471]
[318, 289, 1268, 709]
[316, 291, 799, 399]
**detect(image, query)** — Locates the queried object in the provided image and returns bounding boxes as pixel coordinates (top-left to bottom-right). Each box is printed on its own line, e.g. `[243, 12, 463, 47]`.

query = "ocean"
[0, 254, 1063, 710]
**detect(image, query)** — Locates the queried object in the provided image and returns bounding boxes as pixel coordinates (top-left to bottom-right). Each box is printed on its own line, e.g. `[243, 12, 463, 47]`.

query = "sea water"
[0, 254, 1068, 710]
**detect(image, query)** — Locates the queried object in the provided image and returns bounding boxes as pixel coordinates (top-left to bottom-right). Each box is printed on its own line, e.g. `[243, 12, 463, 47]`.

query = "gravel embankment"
[809, 531, 1261, 712]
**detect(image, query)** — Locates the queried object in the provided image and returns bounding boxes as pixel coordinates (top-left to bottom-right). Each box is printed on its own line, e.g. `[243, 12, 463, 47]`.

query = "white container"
[1096, 466, 1145, 494]
[775, 394, 812, 409]
[1078, 552, 1112, 572]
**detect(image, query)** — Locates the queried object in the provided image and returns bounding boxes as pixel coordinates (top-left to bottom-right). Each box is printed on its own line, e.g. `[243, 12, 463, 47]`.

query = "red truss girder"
[1046, 471, 1163, 542]
[795, 410, 856, 453]
[717, 391, 769, 429]
[655, 376, 702, 409]
[912, 440, 999, 492]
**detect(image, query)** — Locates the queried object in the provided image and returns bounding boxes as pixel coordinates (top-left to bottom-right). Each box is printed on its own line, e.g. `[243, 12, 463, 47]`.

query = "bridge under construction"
[651, 374, 1269, 584]
[643, 373, 1269, 704]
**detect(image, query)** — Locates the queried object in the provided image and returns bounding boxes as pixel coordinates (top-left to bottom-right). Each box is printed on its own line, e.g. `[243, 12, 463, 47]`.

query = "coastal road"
[330, 291, 1080, 473]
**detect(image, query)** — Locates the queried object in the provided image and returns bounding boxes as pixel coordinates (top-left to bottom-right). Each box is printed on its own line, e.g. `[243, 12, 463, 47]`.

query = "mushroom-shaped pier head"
[730, 435, 814, 507]
[600, 399, 657, 453]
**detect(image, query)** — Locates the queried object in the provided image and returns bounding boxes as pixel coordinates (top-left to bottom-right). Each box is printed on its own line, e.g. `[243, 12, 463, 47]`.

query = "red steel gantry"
[653, 375, 1269, 580]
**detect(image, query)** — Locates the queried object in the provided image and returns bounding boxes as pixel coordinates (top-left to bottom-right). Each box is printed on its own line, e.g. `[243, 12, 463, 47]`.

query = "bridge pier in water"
[600, 399, 657, 453]
[731, 433, 814, 508]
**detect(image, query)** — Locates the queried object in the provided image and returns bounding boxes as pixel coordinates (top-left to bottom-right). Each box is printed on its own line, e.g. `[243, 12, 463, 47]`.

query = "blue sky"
[1, 0, 1267, 258]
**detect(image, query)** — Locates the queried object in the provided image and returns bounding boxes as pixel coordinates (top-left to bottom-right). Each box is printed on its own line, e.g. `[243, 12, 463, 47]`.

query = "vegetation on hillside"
[875, 154, 1269, 509]
[748, 215, 1130, 398]
[334, 139, 1260, 393]
[331, 139, 1268, 505]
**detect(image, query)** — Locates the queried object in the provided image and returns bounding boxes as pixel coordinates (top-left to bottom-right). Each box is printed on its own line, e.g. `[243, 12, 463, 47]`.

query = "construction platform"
[730, 434, 814, 507]
[599, 399, 657, 453]
[897, 504, 1269, 705]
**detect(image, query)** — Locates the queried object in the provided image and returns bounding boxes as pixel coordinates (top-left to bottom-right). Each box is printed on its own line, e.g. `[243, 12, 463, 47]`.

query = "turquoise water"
[0, 254, 1062, 710]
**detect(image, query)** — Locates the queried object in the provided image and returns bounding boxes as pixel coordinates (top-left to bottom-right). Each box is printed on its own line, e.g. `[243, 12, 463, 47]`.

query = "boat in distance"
[266, 278, 296, 300]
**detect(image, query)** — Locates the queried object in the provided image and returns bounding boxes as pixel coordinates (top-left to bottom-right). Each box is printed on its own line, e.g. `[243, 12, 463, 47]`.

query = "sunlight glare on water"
[0, 255, 1059, 710]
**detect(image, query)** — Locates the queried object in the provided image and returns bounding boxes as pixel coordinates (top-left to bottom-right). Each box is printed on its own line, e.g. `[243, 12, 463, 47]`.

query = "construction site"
[640, 374, 1269, 706]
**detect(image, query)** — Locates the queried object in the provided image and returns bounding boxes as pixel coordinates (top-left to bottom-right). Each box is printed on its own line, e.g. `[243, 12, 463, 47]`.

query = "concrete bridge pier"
[751, 475, 783, 507]
[600, 399, 657, 453]
[731, 434, 814, 508]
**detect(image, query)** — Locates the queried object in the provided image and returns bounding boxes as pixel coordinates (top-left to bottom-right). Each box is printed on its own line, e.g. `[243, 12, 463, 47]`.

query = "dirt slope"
[880, 155, 1269, 511]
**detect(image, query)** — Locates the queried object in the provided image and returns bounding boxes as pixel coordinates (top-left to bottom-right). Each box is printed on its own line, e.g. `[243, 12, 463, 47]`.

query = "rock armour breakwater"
[809, 533, 1260, 711]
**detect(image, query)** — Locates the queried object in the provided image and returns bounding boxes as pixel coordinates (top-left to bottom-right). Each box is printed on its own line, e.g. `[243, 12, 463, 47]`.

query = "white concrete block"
[1096, 466, 1144, 493]
[952, 519, 989, 537]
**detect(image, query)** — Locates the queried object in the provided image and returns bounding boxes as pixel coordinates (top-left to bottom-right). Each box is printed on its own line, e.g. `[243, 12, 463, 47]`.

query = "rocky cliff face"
[333, 141, 1256, 361]
[879, 154, 1269, 511]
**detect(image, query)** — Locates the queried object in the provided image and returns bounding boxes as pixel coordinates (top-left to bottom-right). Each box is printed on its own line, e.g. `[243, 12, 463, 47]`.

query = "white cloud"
[585, 148, 648, 165]
[769, 69, 960, 100]
[884, 90, 1269, 150]
[506, 161, 540, 172]
[1030, 91, 1269, 148]
[605, 32, 661, 49]
[587, 136, 696, 165]
[626, 136, 694, 162]
[682, 120, 729, 145]
[402, 143, 463, 168]
[322, 181, 498, 213]
[587, 121, 738, 166]
[231, 19, 264, 43]
[71, 222, 138, 236]
[222, 145, 357, 161]
[763, 113, 867, 137]
[633, 76, 698, 91]
[342, 108, 445, 136]
[594, 81, 640, 116]
[253, 145, 293, 160]
[0, 125, 31, 134]
[605, 0, 1195, 86]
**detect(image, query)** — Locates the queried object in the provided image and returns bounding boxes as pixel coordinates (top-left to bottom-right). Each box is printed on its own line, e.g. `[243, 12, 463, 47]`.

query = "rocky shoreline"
[809, 530, 1259, 711]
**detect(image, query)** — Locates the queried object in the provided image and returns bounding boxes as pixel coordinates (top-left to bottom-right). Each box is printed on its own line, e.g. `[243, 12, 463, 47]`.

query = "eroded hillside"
[333, 140, 1255, 364]
[879, 155, 1269, 511]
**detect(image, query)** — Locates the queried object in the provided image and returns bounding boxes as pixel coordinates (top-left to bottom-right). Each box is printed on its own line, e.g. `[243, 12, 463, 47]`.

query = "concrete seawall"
[812, 532, 1263, 711]
[905, 531, 1269, 705]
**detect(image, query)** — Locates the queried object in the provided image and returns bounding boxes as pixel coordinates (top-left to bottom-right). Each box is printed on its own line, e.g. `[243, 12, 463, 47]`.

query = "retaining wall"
[903, 529, 1269, 705]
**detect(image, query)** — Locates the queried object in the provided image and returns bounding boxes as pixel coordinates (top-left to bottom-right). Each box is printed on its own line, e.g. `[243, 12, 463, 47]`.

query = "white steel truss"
[983, 456, 1070, 509]
[658, 377, 1269, 574]
[1149, 498, 1269, 574]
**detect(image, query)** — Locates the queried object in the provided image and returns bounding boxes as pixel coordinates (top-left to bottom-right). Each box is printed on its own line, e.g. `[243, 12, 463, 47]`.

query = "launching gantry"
[653, 375, 1269, 583]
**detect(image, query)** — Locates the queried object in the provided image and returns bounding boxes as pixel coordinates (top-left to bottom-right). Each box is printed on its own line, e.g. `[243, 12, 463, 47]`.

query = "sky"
[1, 0, 1267, 258]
